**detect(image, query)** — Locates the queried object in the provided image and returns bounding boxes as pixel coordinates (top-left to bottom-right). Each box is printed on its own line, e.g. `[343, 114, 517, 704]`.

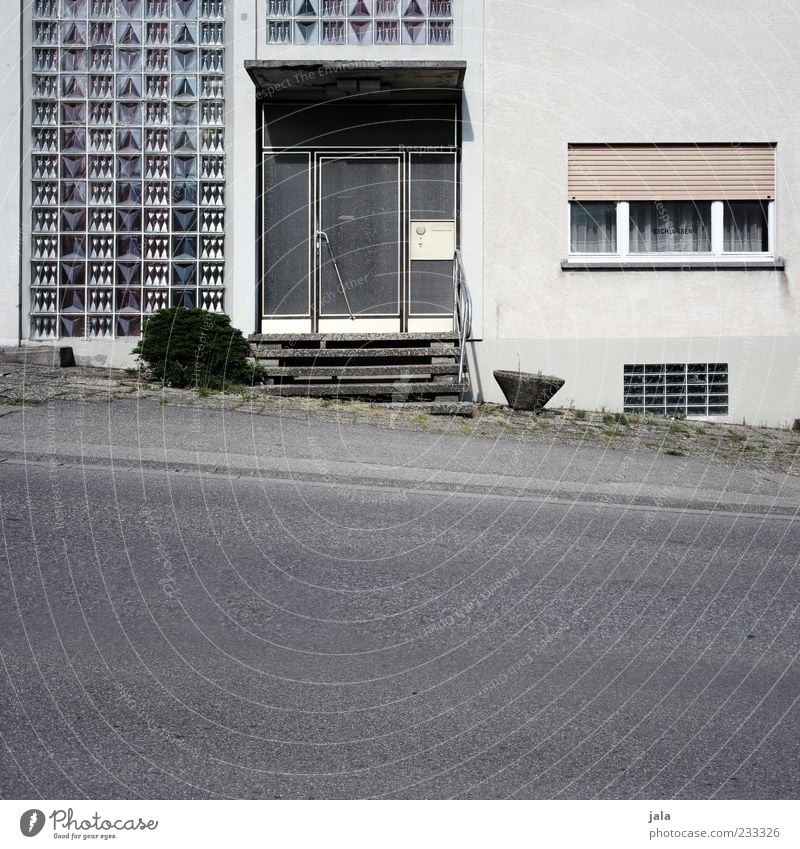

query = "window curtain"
[630, 201, 711, 252]
[570, 202, 616, 253]
[724, 201, 768, 252]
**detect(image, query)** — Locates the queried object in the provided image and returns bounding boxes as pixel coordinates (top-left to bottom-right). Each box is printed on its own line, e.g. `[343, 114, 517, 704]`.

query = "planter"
[493, 370, 565, 413]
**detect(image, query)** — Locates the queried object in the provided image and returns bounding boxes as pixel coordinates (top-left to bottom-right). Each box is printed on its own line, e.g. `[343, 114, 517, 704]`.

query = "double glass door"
[261, 149, 457, 334]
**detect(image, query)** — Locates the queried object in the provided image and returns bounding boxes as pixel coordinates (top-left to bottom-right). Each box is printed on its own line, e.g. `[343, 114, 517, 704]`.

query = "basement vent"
[623, 363, 729, 417]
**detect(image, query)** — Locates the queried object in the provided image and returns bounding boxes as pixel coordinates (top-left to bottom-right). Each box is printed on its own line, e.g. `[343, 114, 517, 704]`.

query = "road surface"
[1, 400, 798, 799]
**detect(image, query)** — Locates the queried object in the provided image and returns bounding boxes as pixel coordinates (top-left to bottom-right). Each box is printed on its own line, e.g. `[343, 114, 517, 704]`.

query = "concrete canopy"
[244, 60, 466, 101]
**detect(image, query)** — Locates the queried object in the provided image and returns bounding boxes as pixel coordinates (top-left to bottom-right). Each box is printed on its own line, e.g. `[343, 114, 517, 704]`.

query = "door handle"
[317, 231, 356, 321]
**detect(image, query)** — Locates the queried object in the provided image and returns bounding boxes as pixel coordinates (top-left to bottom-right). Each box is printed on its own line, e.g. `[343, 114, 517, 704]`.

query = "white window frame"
[567, 200, 776, 265]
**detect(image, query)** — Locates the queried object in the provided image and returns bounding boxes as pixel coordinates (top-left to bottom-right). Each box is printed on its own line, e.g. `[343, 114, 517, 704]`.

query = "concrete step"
[389, 401, 477, 417]
[255, 382, 469, 399]
[262, 364, 460, 378]
[250, 332, 458, 344]
[252, 345, 460, 360]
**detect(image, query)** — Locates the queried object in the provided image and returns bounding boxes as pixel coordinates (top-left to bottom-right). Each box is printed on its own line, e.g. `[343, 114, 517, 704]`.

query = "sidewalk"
[0, 361, 799, 516]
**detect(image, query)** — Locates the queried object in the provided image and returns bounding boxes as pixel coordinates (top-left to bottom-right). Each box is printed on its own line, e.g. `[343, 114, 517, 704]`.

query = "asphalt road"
[1, 400, 798, 799]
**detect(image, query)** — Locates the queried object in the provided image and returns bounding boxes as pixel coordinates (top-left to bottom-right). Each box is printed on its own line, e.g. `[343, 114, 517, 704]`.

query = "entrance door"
[317, 156, 402, 333]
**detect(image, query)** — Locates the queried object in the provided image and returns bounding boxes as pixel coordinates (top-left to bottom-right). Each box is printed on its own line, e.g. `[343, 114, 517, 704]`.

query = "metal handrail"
[453, 248, 472, 389]
[318, 230, 356, 321]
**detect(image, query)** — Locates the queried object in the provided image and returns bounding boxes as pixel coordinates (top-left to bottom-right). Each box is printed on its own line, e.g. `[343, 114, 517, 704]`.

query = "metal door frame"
[314, 151, 405, 333]
[260, 145, 459, 335]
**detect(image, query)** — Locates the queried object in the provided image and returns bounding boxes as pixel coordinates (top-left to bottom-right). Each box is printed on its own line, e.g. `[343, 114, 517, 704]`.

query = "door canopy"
[245, 60, 466, 102]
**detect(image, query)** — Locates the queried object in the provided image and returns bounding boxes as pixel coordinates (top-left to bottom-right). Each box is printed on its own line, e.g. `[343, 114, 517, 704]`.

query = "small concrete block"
[0, 346, 75, 368]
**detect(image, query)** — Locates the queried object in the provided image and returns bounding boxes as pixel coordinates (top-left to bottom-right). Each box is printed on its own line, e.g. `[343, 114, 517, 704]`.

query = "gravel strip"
[1, 362, 799, 477]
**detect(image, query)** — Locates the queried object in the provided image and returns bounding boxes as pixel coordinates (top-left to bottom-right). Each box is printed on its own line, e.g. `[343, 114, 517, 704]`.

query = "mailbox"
[409, 220, 456, 261]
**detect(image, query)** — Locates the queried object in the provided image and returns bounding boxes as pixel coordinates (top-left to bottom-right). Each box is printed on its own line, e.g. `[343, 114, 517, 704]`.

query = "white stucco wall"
[0, 8, 22, 346]
[11, 1, 800, 424]
[479, 0, 800, 424]
[226, 2, 259, 338]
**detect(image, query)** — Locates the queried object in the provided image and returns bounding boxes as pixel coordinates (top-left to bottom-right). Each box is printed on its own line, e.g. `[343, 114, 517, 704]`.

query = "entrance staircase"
[249, 332, 470, 403]
[250, 251, 473, 405]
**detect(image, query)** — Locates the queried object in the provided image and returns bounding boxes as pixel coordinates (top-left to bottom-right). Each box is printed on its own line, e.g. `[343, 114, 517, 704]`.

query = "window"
[266, 0, 455, 45]
[724, 200, 769, 253]
[30, 0, 227, 340]
[569, 202, 616, 253]
[624, 363, 729, 417]
[567, 144, 776, 263]
[629, 201, 711, 253]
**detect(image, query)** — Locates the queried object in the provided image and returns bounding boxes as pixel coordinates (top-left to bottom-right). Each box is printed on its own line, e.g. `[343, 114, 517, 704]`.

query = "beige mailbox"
[409, 220, 456, 261]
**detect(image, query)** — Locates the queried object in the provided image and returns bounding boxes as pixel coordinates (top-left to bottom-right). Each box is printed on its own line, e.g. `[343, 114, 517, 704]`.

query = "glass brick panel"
[64, 0, 88, 16]
[89, 316, 114, 338]
[88, 289, 114, 312]
[144, 264, 170, 286]
[199, 289, 224, 312]
[624, 364, 730, 418]
[60, 315, 86, 337]
[116, 315, 141, 337]
[144, 289, 170, 312]
[268, 0, 453, 42]
[31, 0, 226, 340]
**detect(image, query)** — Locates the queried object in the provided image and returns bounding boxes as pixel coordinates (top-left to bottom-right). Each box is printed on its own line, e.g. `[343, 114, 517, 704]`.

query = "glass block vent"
[30, 0, 226, 340]
[623, 363, 730, 417]
[267, 0, 454, 45]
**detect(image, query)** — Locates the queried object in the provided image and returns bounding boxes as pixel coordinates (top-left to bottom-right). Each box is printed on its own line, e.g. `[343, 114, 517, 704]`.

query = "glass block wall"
[30, 0, 226, 341]
[267, 1, 454, 46]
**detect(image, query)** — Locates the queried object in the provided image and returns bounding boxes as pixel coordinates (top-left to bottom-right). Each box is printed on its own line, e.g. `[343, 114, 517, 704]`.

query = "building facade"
[3, 0, 800, 425]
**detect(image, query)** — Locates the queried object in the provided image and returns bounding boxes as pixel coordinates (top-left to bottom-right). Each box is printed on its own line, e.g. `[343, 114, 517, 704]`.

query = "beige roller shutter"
[568, 144, 775, 201]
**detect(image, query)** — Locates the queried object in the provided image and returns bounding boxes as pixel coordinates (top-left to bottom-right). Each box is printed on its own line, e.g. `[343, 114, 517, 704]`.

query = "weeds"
[603, 412, 630, 427]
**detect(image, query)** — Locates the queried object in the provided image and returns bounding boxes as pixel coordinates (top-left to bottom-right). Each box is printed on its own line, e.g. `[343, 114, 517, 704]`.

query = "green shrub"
[133, 308, 260, 389]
